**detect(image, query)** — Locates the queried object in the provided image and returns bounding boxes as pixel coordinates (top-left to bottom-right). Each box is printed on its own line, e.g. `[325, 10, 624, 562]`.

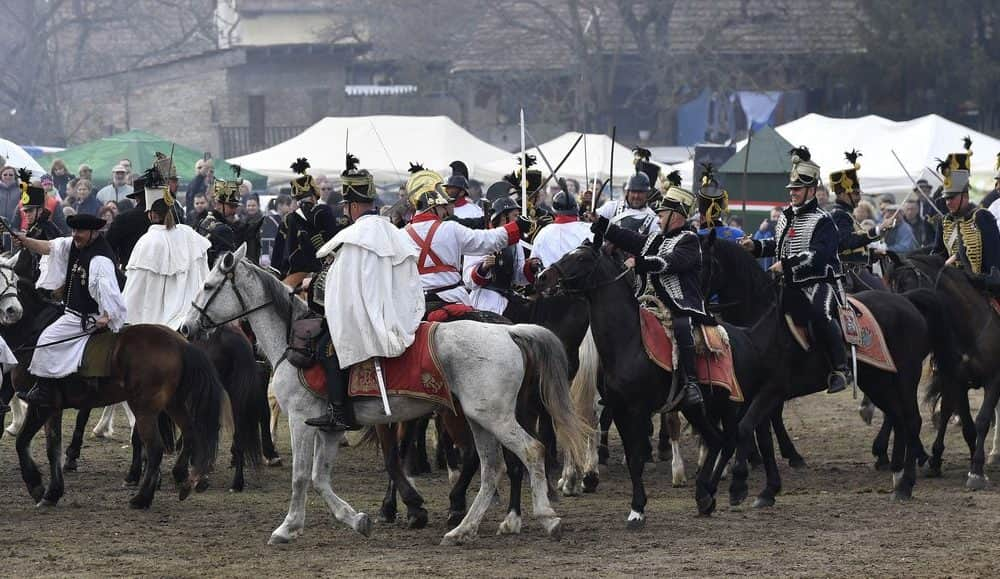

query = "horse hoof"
[195, 478, 210, 493]
[874, 457, 891, 471]
[123, 477, 140, 487]
[788, 456, 807, 469]
[582, 472, 600, 493]
[966, 473, 989, 491]
[264, 456, 283, 467]
[544, 518, 562, 541]
[267, 534, 290, 545]
[355, 514, 373, 537]
[64, 459, 78, 472]
[697, 496, 717, 516]
[729, 490, 748, 507]
[925, 464, 943, 478]
[29, 486, 45, 503]
[407, 510, 428, 529]
[859, 404, 875, 425]
[892, 489, 913, 502]
[446, 511, 464, 528]
[228, 486, 244, 494]
[752, 496, 775, 509]
[35, 498, 58, 508]
[178, 484, 192, 501]
[625, 511, 645, 530]
[129, 495, 151, 510]
[440, 532, 474, 546]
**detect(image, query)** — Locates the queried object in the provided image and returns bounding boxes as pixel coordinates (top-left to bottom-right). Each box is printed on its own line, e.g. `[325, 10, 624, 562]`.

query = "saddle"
[784, 296, 897, 373]
[637, 297, 743, 402]
[286, 316, 326, 369]
[79, 330, 118, 378]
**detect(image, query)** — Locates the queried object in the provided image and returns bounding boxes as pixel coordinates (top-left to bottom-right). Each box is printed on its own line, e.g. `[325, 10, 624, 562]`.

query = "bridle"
[887, 261, 941, 292]
[548, 248, 631, 295]
[190, 258, 274, 330]
[0, 263, 19, 304]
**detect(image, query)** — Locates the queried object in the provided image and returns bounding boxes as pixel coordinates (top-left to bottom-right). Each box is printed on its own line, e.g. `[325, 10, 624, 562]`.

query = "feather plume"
[16, 168, 32, 184]
[665, 170, 682, 187]
[963, 136, 972, 152]
[408, 162, 425, 174]
[142, 165, 165, 188]
[345, 153, 359, 172]
[844, 149, 861, 167]
[789, 146, 811, 163]
[632, 146, 652, 162]
[517, 154, 537, 168]
[230, 163, 242, 179]
[935, 157, 949, 174]
[290, 157, 310, 175]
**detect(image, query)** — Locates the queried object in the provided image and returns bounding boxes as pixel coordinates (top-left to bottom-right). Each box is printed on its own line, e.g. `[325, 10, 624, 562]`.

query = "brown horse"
[16, 312, 225, 509]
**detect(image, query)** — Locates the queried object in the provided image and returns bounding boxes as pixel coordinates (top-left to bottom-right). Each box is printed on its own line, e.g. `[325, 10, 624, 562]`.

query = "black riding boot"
[817, 317, 850, 394]
[673, 317, 704, 409]
[18, 378, 56, 407]
[304, 339, 356, 432]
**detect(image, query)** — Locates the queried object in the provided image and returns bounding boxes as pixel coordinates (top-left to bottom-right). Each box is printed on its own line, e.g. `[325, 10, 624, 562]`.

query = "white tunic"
[123, 224, 211, 330]
[531, 218, 593, 266]
[453, 199, 485, 221]
[404, 213, 519, 305]
[597, 199, 661, 234]
[0, 334, 16, 372]
[30, 237, 127, 378]
[463, 241, 531, 315]
[318, 214, 424, 368]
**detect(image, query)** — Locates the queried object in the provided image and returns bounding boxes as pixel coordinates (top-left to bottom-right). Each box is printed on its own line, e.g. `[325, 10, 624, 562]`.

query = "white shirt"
[531, 218, 593, 267]
[989, 198, 1000, 225]
[96, 183, 134, 204]
[404, 213, 518, 305]
[453, 199, 485, 221]
[597, 199, 661, 234]
[463, 241, 531, 315]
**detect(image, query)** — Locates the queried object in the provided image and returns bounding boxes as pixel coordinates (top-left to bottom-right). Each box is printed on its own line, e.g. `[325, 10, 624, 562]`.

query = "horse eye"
[203, 283, 213, 291]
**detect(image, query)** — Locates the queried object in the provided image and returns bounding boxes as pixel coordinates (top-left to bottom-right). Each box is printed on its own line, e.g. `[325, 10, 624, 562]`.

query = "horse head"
[535, 241, 607, 296]
[0, 252, 24, 325]
[181, 243, 265, 339]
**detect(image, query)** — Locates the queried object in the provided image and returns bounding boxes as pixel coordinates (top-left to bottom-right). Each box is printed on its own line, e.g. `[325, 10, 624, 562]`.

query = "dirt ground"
[3, 389, 1000, 578]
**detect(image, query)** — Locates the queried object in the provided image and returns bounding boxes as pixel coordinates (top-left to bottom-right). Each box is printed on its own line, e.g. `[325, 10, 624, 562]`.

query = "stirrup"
[304, 405, 355, 432]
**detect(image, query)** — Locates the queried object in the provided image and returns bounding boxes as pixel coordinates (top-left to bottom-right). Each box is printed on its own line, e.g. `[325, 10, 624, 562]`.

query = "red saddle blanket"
[299, 322, 454, 413]
[638, 308, 743, 402]
[784, 295, 896, 373]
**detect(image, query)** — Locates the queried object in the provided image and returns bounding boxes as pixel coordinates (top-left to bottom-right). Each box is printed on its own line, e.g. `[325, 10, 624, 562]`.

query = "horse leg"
[39, 410, 66, 506]
[17, 404, 52, 503]
[447, 445, 480, 527]
[955, 391, 977, 460]
[751, 419, 782, 508]
[965, 379, 1000, 490]
[771, 403, 806, 468]
[441, 421, 504, 546]
[230, 439, 246, 493]
[858, 393, 876, 425]
[64, 406, 92, 472]
[927, 393, 953, 478]
[413, 416, 432, 475]
[268, 386, 281, 444]
[597, 405, 612, 465]
[125, 426, 144, 486]
[684, 405, 725, 516]
[269, 420, 314, 545]
[615, 408, 650, 528]
[872, 415, 893, 471]
[663, 411, 687, 487]
[729, 392, 782, 506]
[990, 405, 1000, 466]
[383, 423, 427, 528]
[497, 448, 525, 535]
[374, 424, 399, 523]
[92, 403, 117, 439]
[130, 413, 165, 509]
[310, 429, 371, 536]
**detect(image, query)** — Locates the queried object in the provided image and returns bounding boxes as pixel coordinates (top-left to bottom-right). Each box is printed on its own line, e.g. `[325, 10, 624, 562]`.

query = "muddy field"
[3, 389, 1000, 577]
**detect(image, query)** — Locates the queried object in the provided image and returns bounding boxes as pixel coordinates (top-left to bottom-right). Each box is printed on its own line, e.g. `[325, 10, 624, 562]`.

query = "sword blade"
[374, 358, 392, 416]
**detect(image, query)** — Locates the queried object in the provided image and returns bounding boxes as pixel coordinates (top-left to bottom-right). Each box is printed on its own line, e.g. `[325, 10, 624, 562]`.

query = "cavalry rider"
[196, 174, 241, 268]
[271, 158, 344, 287]
[465, 197, 543, 315]
[531, 188, 593, 267]
[107, 153, 182, 269]
[740, 146, 850, 394]
[446, 160, 485, 226]
[695, 163, 745, 241]
[13, 213, 127, 406]
[932, 139, 1000, 292]
[590, 181, 710, 410]
[404, 163, 529, 310]
[13, 169, 62, 282]
[596, 148, 661, 236]
[122, 159, 211, 329]
[305, 154, 424, 431]
[827, 150, 894, 292]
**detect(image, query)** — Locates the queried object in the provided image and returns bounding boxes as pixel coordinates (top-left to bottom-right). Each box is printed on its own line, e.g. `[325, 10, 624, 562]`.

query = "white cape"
[123, 224, 211, 329]
[319, 214, 424, 368]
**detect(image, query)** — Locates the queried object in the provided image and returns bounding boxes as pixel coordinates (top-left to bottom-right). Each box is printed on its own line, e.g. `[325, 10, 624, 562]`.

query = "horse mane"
[243, 260, 308, 323]
[709, 239, 775, 304]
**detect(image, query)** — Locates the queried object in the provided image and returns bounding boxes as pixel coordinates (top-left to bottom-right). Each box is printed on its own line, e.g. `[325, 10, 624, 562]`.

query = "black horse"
[536, 242, 737, 524]
[885, 252, 1000, 488]
[703, 238, 959, 503]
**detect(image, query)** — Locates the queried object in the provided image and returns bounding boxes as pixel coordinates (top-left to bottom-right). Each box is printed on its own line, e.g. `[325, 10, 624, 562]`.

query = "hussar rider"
[597, 148, 661, 236]
[591, 180, 711, 410]
[695, 163, 745, 241]
[740, 147, 851, 394]
[14, 214, 128, 406]
[827, 150, 894, 292]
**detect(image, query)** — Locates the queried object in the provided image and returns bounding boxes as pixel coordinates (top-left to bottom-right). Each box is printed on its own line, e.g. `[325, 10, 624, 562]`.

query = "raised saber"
[374, 358, 392, 416]
[525, 128, 561, 189]
[583, 133, 591, 210]
[520, 108, 528, 213]
[890, 150, 944, 218]
[531, 133, 585, 198]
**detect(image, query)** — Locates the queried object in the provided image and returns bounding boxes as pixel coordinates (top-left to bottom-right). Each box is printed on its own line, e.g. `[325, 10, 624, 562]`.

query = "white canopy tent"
[741, 113, 1000, 196]
[229, 116, 511, 186]
[478, 132, 640, 191]
[0, 138, 45, 175]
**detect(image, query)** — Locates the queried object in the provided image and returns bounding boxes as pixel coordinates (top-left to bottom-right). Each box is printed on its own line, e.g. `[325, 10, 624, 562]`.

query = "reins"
[191, 268, 275, 330]
[550, 251, 631, 295]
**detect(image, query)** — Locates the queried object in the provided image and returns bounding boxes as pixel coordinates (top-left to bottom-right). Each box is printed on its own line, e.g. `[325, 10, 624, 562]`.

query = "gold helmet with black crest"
[289, 157, 318, 201]
[939, 136, 973, 197]
[214, 162, 243, 206]
[697, 162, 730, 225]
[17, 168, 45, 209]
[829, 149, 862, 199]
[341, 153, 376, 203]
[407, 162, 448, 212]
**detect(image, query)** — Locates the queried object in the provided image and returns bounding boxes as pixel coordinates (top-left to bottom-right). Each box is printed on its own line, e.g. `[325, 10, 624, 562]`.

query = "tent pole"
[741, 128, 752, 223]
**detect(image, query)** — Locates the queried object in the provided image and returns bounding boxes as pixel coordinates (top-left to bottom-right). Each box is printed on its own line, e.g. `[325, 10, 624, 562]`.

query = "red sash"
[406, 220, 458, 275]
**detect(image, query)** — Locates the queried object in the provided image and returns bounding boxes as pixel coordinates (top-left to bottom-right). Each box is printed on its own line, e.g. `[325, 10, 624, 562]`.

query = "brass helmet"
[651, 170, 695, 218]
[939, 136, 973, 198]
[213, 162, 242, 206]
[406, 163, 448, 212]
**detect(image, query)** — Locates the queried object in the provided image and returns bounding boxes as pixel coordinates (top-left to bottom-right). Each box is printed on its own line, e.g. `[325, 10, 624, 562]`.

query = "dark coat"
[106, 203, 151, 267]
[753, 198, 842, 286]
[829, 200, 878, 264]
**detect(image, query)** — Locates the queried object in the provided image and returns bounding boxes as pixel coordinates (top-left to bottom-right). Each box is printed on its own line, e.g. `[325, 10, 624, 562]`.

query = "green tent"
[39, 130, 266, 190]
[718, 126, 794, 230]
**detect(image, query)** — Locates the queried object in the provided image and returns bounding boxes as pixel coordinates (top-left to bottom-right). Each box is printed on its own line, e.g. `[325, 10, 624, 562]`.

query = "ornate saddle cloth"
[299, 322, 454, 413]
[638, 306, 743, 402]
[784, 295, 896, 373]
[79, 330, 118, 378]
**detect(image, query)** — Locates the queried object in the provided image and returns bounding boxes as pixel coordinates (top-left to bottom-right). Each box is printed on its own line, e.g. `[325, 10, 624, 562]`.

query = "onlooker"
[96, 164, 133, 204]
[901, 199, 935, 249]
[185, 159, 214, 217]
[71, 178, 102, 216]
[879, 202, 917, 254]
[101, 200, 120, 221]
[754, 207, 780, 270]
[38, 174, 68, 233]
[77, 164, 94, 183]
[49, 159, 74, 197]
[853, 200, 877, 224]
[98, 204, 117, 228]
[318, 179, 336, 205]
[816, 185, 832, 209]
[243, 194, 262, 221]
[0, 166, 22, 227]
[187, 192, 209, 226]
[728, 216, 744, 230]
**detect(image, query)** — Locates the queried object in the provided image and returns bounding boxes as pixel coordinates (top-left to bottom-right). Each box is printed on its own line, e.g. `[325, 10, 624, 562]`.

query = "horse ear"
[234, 243, 247, 262]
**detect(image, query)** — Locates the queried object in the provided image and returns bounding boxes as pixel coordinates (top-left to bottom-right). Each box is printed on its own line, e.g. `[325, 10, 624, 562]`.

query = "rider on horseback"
[13, 213, 127, 406]
[196, 176, 241, 268]
[827, 150, 894, 292]
[13, 170, 61, 281]
[695, 163, 745, 241]
[740, 146, 850, 394]
[590, 181, 710, 410]
[932, 139, 1000, 295]
[531, 189, 593, 267]
[305, 154, 425, 431]
[597, 150, 660, 236]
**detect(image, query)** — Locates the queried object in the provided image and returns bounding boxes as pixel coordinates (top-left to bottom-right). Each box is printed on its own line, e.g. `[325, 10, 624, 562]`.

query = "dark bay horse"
[13, 286, 226, 509]
[886, 252, 1000, 488]
[703, 238, 959, 503]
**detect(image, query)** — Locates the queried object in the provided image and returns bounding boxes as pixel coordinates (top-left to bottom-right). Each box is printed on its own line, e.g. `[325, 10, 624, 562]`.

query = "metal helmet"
[626, 172, 651, 193]
[551, 189, 578, 215]
[407, 164, 449, 212]
[445, 174, 470, 196]
[490, 196, 521, 224]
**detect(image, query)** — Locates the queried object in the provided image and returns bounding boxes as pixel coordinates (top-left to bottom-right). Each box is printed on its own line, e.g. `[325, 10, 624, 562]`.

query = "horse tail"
[571, 327, 600, 432]
[902, 288, 961, 405]
[179, 343, 224, 475]
[508, 324, 593, 470]
[219, 326, 263, 467]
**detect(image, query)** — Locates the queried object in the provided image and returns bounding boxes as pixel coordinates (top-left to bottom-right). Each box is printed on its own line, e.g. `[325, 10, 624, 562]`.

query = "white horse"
[180, 245, 590, 545]
[0, 253, 24, 436]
